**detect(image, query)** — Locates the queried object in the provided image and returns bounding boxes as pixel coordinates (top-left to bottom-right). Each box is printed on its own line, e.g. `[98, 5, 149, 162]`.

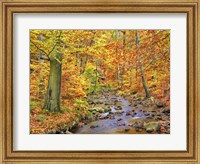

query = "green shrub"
[73, 98, 88, 110]
[30, 100, 42, 111]
[36, 115, 46, 121]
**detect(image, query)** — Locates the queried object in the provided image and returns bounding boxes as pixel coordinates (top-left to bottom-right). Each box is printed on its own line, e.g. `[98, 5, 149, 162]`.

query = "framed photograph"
[0, 0, 200, 163]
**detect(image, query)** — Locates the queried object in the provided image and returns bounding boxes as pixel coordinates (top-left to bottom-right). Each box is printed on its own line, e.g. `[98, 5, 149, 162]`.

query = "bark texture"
[44, 52, 62, 112]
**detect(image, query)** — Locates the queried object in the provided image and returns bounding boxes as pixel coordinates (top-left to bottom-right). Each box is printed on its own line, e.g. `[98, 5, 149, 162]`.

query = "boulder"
[65, 131, 72, 134]
[125, 128, 130, 132]
[88, 108, 97, 112]
[99, 113, 109, 119]
[134, 121, 144, 129]
[115, 106, 122, 110]
[146, 128, 154, 133]
[144, 122, 161, 133]
[156, 102, 165, 108]
[89, 107, 105, 114]
[90, 125, 98, 128]
[104, 107, 111, 112]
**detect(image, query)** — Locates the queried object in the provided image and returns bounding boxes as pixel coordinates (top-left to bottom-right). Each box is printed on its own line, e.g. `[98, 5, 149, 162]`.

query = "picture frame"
[0, 0, 199, 163]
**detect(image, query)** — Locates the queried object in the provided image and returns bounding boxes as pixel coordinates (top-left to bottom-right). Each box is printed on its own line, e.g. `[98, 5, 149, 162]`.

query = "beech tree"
[30, 29, 170, 113]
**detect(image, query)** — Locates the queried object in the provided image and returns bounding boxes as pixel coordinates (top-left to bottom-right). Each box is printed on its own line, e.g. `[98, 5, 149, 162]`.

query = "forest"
[30, 29, 170, 134]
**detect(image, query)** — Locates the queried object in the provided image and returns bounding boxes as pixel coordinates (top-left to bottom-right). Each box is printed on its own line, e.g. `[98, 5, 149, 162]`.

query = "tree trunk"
[117, 64, 120, 86]
[130, 67, 133, 87]
[44, 52, 62, 112]
[140, 62, 150, 98]
[121, 63, 125, 88]
[136, 31, 150, 98]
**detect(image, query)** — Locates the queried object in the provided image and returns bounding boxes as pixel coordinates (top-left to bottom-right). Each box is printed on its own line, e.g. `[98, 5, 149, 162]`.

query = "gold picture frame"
[0, 0, 199, 163]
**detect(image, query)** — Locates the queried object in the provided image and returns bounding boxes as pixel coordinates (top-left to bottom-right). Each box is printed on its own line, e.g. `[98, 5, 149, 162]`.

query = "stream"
[74, 94, 156, 134]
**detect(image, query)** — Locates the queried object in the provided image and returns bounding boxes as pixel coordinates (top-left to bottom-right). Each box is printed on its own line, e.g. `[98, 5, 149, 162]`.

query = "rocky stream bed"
[72, 92, 170, 134]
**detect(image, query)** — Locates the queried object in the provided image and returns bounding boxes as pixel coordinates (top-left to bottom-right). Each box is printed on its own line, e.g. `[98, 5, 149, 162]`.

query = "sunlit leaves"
[30, 29, 170, 133]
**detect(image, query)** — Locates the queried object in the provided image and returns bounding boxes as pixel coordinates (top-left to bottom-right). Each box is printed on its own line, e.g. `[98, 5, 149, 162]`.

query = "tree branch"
[47, 30, 62, 56]
[31, 55, 50, 61]
[30, 41, 49, 58]
[31, 31, 63, 61]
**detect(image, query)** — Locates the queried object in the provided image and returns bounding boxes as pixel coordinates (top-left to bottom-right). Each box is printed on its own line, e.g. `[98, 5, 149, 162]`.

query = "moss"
[36, 115, 47, 121]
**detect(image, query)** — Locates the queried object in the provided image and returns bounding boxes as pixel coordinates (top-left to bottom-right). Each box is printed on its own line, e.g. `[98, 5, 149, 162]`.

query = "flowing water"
[74, 95, 151, 134]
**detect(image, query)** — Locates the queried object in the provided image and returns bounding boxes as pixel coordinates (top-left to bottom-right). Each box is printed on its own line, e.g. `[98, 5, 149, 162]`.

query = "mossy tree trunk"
[44, 52, 62, 112]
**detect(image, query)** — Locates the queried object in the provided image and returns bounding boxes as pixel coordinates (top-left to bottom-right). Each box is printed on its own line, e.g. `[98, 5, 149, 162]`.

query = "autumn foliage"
[30, 30, 170, 134]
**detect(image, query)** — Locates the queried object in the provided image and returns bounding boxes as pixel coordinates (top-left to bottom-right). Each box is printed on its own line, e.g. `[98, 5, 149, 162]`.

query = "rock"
[56, 130, 61, 134]
[146, 128, 154, 133]
[115, 106, 122, 110]
[166, 129, 170, 134]
[99, 113, 109, 119]
[104, 107, 111, 112]
[146, 116, 153, 119]
[87, 99, 95, 105]
[125, 128, 130, 132]
[156, 102, 165, 108]
[117, 122, 126, 126]
[96, 101, 104, 104]
[126, 111, 132, 116]
[134, 121, 143, 129]
[156, 113, 161, 116]
[109, 115, 115, 119]
[88, 108, 97, 112]
[155, 116, 162, 120]
[136, 128, 143, 132]
[117, 118, 122, 121]
[162, 108, 170, 114]
[116, 110, 124, 114]
[98, 109, 104, 113]
[161, 123, 168, 127]
[90, 125, 98, 128]
[144, 122, 161, 132]
[162, 116, 169, 121]
[131, 113, 136, 117]
[144, 113, 150, 116]
[105, 102, 114, 105]
[48, 129, 56, 134]
[89, 107, 106, 114]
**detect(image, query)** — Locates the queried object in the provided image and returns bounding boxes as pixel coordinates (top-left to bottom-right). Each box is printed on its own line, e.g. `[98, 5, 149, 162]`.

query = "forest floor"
[30, 90, 170, 134]
[72, 91, 170, 134]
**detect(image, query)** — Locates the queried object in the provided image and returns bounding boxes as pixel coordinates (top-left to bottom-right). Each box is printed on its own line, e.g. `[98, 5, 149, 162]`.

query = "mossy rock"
[115, 106, 122, 110]
[104, 107, 111, 112]
[144, 122, 160, 132]
[105, 102, 114, 105]
[88, 108, 97, 112]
